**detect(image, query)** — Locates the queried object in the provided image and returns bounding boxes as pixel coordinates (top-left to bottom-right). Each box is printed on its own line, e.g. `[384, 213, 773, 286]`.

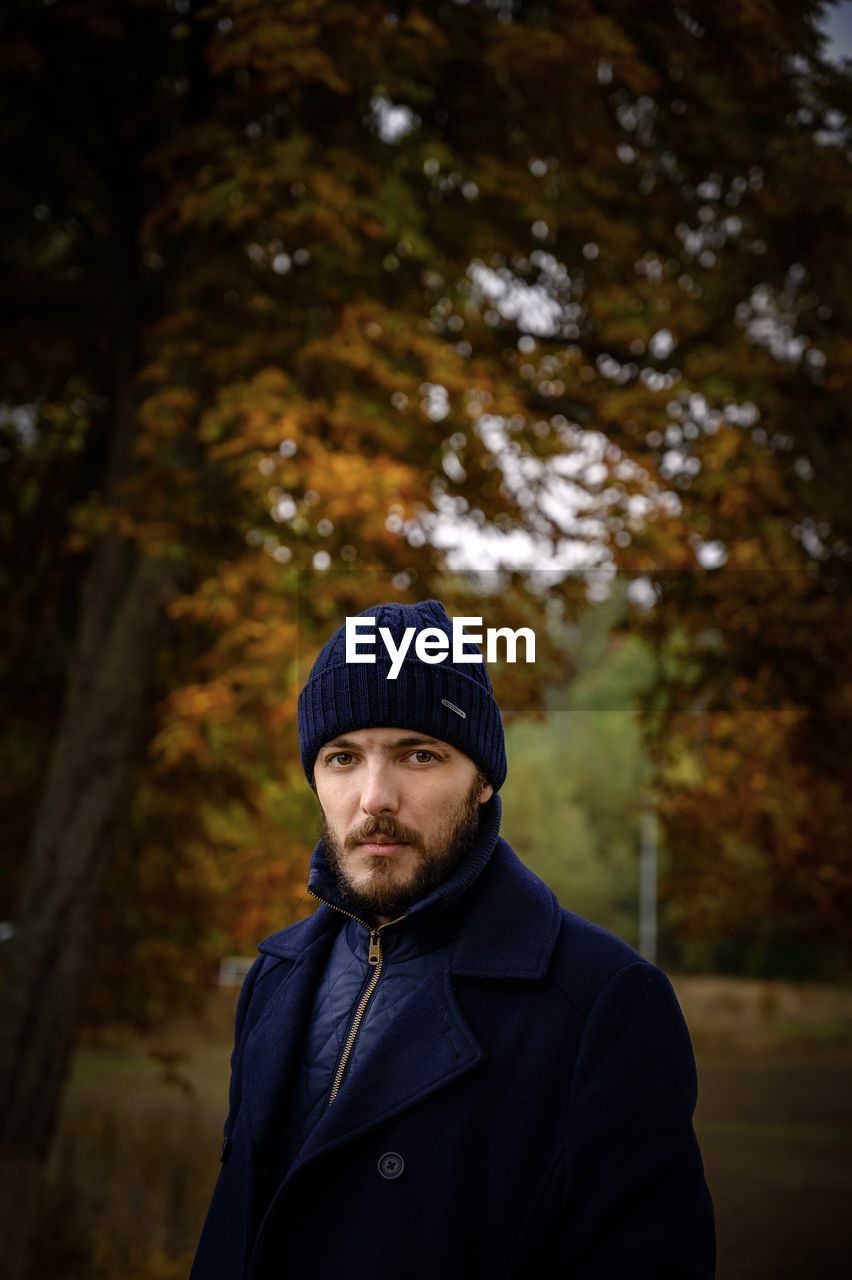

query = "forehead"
[321, 727, 456, 754]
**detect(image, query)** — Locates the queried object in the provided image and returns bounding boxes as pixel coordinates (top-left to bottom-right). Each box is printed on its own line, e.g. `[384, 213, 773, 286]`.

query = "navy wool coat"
[191, 797, 715, 1279]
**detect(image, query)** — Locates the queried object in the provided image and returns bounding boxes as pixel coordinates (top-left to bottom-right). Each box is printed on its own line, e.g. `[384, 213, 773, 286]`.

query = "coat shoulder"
[549, 906, 651, 1017]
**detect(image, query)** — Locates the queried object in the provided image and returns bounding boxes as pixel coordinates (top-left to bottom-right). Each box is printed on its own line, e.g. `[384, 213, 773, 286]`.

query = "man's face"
[314, 727, 494, 925]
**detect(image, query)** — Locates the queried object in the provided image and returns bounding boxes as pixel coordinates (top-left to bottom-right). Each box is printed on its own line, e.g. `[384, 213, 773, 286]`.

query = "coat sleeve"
[559, 960, 716, 1279]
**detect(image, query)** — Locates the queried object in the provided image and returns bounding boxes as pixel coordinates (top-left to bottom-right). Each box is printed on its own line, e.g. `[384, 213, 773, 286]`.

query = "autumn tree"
[1, 0, 849, 1268]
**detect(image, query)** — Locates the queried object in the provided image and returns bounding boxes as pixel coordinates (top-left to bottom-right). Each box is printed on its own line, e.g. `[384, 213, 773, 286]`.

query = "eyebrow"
[322, 735, 444, 752]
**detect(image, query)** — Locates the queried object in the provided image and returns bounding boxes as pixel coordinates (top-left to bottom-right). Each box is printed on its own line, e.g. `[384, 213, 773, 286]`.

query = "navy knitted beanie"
[297, 600, 507, 791]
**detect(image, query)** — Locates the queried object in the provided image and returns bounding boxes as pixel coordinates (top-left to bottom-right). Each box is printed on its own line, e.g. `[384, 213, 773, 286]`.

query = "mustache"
[345, 816, 423, 852]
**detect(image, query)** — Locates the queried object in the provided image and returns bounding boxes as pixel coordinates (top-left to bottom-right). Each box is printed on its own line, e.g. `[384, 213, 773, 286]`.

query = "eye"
[409, 750, 437, 764]
[327, 751, 354, 767]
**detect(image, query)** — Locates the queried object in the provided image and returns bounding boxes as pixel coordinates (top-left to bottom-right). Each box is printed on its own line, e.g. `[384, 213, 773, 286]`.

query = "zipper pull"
[368, 930, 381, 965]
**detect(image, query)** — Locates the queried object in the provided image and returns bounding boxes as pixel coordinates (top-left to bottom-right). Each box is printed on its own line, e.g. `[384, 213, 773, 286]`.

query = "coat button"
[378, 1151, 404, 1180]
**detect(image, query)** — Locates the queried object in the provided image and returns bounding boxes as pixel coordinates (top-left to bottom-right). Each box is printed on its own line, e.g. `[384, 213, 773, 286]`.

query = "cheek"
[407, 798, 444, 841]
[317, 777, 353, 813]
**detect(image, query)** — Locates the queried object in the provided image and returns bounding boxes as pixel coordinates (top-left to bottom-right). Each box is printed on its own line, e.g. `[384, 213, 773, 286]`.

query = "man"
[191, 599, 716, 1280]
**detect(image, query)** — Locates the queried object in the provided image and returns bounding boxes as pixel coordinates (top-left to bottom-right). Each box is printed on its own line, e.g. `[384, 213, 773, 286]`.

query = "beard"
[320, 772, 487, 923]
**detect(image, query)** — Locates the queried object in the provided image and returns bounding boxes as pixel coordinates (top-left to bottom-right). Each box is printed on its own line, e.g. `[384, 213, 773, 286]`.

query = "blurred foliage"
[0, 0, 850, 1039]
[504, 582, 852, 980]
[502, 586, 655, 946]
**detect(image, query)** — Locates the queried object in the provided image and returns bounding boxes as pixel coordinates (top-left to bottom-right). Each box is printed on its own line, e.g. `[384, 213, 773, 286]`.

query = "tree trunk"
[0, 529, 180, 1274]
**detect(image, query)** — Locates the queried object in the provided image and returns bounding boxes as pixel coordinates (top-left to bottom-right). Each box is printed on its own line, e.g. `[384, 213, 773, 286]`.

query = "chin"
[364, 862, 413, 886]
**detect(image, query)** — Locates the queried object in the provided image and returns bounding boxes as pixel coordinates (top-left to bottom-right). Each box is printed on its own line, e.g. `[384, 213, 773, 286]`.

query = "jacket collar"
[258, 792, 561, 981]
[449, 835, 561, 979]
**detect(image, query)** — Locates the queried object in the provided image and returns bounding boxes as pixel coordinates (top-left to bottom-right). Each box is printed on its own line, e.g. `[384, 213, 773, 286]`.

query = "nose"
[359, 761, 400, 816]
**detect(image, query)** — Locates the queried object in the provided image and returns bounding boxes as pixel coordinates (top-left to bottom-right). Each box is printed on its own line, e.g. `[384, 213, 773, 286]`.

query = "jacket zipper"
[307, 889, 406, 1105]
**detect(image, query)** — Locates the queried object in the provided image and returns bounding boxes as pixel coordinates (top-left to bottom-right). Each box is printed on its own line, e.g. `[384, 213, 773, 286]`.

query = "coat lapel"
[241, 914, 336, 1157]
[293, 962, 484, 1166]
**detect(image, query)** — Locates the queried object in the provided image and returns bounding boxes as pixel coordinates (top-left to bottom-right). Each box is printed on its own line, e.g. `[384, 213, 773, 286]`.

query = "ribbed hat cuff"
[298, 658, 507, 791]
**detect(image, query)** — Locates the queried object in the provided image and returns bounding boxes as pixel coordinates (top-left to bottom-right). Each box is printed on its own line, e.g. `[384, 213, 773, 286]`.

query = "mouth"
[357, 839, 410, 856]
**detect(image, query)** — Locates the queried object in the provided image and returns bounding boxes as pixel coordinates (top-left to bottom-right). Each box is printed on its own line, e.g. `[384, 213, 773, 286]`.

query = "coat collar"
[449, 835, 561, 979]
[257, 793, 561, 980]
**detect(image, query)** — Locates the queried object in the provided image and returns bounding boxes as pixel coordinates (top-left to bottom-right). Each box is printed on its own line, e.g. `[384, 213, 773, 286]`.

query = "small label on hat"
[441, 698, 466, 719]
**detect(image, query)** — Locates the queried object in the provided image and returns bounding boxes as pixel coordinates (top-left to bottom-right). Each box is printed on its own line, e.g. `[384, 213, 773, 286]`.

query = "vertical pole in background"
[639, 804, 658, 963]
